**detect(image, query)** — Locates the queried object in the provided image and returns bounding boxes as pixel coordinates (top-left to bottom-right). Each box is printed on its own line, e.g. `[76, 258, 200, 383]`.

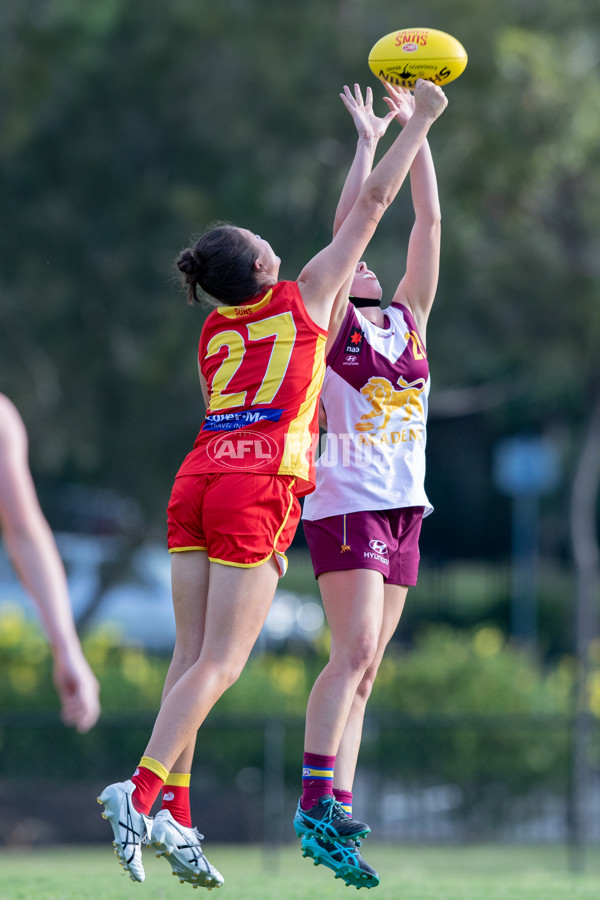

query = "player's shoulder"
[389, 300, 425, 332]
[388, 300, 412, 319]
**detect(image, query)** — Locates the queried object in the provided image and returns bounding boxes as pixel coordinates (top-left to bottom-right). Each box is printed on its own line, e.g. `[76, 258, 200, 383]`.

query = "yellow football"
[368, 27, 468, 88]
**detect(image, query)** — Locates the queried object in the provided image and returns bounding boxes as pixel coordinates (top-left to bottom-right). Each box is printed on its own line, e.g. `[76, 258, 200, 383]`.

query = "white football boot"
[97, 779, 152, 882]
[151, 808, 224, 889]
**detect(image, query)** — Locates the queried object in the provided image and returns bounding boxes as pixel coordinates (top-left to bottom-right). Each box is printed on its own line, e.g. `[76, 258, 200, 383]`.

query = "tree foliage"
[0, 0, 599, 559]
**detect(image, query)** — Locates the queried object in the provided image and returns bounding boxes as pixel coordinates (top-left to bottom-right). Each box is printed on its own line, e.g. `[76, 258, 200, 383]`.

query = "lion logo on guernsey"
[356, 375, 426, 434]
[207, 431, 278, 469]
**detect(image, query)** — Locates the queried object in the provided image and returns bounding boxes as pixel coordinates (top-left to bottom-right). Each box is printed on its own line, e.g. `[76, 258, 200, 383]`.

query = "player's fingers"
[74, 706, 100, 734]
[381, 98, 402, 121]
[382, 79, 400, 98]
[342, 84, 356, 104]
[61, 696, 99, 733]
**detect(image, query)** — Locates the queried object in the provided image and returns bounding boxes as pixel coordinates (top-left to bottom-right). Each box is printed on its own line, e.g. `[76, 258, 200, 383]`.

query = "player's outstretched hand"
[339, 83, 396, 142]
[413, 78, 448, 121]
[54, 647, 101, 733]
[381, 82, 415, 127]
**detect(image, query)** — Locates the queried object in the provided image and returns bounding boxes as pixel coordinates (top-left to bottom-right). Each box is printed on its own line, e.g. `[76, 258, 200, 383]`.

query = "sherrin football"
[368, 27, 467, 88]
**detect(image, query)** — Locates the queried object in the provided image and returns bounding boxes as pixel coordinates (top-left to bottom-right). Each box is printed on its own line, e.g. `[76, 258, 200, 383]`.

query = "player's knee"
[213, 656, 247, 692]
[171, 645, 202, 671]
[355, 663, 379, 702]
[338, 634, 378, 678]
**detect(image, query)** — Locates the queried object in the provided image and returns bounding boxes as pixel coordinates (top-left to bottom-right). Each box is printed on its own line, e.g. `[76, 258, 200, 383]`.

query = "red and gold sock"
[161, 772, 192, 828]
[130, 756, 168, 815]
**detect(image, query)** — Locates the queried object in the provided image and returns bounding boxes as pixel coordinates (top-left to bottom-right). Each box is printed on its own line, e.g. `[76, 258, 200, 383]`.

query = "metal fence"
[1, 711, 598, 853]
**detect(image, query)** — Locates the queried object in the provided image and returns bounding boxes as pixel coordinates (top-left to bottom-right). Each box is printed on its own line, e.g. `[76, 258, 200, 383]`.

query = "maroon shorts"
[303, 507, 424, 586]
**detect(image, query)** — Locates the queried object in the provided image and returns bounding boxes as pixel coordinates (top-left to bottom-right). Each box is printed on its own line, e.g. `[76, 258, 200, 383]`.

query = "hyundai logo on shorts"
[369, 539, 388, 555]
[207, 431, 278, 469]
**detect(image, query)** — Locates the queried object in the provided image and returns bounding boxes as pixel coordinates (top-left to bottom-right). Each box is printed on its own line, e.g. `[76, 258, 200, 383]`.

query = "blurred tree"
[0, 0, 598, 584]
[0, 0, 361, 531]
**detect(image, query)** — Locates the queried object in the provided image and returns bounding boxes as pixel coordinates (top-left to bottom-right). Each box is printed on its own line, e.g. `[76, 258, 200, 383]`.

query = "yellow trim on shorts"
[268, 477, 296, 576]
[208, 551, 275, 569]
[208, 551, 289, 577]
[169, 545, 207, 554]
[273, 477, 296, 548]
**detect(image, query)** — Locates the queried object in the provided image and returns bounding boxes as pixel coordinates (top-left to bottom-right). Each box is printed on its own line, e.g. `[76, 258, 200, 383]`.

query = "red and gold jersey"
[176, 281, 327, 496]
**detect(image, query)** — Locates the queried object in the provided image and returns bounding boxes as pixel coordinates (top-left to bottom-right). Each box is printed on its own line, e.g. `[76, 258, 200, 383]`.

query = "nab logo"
[207, 431, 278, 469]
[369, 539, 388, 555]
[345, 329, 363, 355]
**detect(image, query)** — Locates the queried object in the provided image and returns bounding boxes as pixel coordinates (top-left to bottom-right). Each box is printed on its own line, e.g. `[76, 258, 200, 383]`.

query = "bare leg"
[144, 554, 279, 771]
[304, 569, 385, 756]
[333, 583, 408, 790]
[158, 550, 211, 775]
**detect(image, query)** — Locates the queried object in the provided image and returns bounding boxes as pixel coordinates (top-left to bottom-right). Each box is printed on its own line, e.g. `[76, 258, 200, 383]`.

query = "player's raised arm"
[325, 84, 396, 348]
[333, 84, 396, 236]
[383, 82, 442, 341]
[298, 79, 447, 332]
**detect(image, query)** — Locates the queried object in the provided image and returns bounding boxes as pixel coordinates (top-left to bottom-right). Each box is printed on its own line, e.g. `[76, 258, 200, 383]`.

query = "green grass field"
[1, 843, 600, 900]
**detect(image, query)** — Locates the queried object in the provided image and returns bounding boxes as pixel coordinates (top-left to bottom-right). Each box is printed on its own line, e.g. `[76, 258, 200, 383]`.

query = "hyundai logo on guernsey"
[365, 539, 389, 565]
[207, 431, 279, 469]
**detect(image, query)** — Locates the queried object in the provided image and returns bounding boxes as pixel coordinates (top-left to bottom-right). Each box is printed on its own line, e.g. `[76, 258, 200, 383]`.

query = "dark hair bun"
[177, 247, 202, 280]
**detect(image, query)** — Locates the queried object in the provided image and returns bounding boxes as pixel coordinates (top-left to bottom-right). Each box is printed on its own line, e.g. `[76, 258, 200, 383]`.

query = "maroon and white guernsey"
[302, 301, 433, 521]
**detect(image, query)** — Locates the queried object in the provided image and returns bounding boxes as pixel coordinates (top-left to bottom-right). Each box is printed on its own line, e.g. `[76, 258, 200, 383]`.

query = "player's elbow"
[414, 205, 441, 228]
[3, 518, 33, 547]
[361, 187, 390, 222]
[412, 214, 441, 247]
[428, 214, 442, 239]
